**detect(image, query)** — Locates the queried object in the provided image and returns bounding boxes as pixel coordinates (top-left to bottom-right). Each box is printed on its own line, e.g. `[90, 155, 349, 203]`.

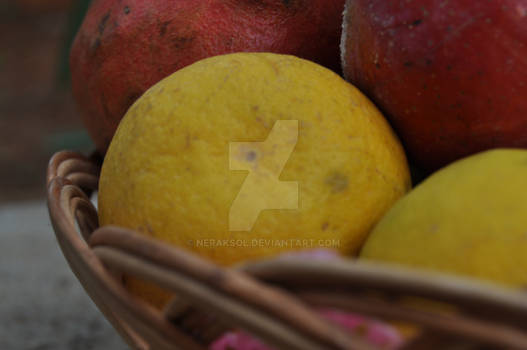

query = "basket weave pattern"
[47, 151, 527, 350]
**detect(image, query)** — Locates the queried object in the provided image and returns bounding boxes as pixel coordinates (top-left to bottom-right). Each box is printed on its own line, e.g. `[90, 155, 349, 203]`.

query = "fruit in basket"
[98, 53, 411, 308]
[209, 250, 405, 349]
[341, 0, 527, 171]
[361, 149, 527, 287]
[211, 309, 404, 350]
[70, 0, 345, 153]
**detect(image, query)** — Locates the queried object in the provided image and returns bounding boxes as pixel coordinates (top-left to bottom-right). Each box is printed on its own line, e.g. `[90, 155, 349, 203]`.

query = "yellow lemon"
[99, 53, 410, 307]
[361, 149, 527, 287]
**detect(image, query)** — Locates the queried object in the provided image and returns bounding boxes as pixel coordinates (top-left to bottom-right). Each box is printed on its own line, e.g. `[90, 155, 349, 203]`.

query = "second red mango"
[342, 0, 527, 171]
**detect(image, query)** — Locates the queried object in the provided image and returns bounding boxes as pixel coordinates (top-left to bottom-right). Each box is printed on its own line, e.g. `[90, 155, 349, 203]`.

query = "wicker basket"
[46, 150, 527, 350]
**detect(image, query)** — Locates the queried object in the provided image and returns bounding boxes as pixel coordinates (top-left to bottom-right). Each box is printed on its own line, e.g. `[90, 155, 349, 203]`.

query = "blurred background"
[1, 1, 127, 348]
[0, 0, 93, 202]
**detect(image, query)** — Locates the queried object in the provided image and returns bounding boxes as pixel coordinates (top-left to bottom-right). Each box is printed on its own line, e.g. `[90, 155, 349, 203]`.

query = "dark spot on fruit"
[171, 36, 193, 49]
[98, 12, 110, 35]
[91, 38, 101, 53]
[321, 222, 329, 231]
[375, 63, 381, 69]
[246, 151, 257, 161]
[124, 6, 130, 14]
[282, 0, 291, 6]
[404, 61, 414, 67]
[225, 36, 234, 48]
[159, 20, 172, 37]
[425, 58, 432, 66]
[447, 64, 453, 71]
[325, 173, 348, 193]
[412, 19, 422, 26]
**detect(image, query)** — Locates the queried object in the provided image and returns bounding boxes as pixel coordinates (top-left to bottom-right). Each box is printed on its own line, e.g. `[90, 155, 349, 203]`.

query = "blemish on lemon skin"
[321, 221, 329, 231]
[300, 120, 312, 129]
[325, 172, 349, 193]
[246, 150, 257, 161]
[255, 116, 270, 129]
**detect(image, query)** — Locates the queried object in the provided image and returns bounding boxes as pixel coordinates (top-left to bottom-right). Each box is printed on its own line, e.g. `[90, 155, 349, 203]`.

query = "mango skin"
[342, 0, 527, 171]
[70, 0, 345, 153]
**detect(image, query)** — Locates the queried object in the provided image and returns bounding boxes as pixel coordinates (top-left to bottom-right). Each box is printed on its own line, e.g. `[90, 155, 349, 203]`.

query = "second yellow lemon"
[361, 149, 527, 287]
